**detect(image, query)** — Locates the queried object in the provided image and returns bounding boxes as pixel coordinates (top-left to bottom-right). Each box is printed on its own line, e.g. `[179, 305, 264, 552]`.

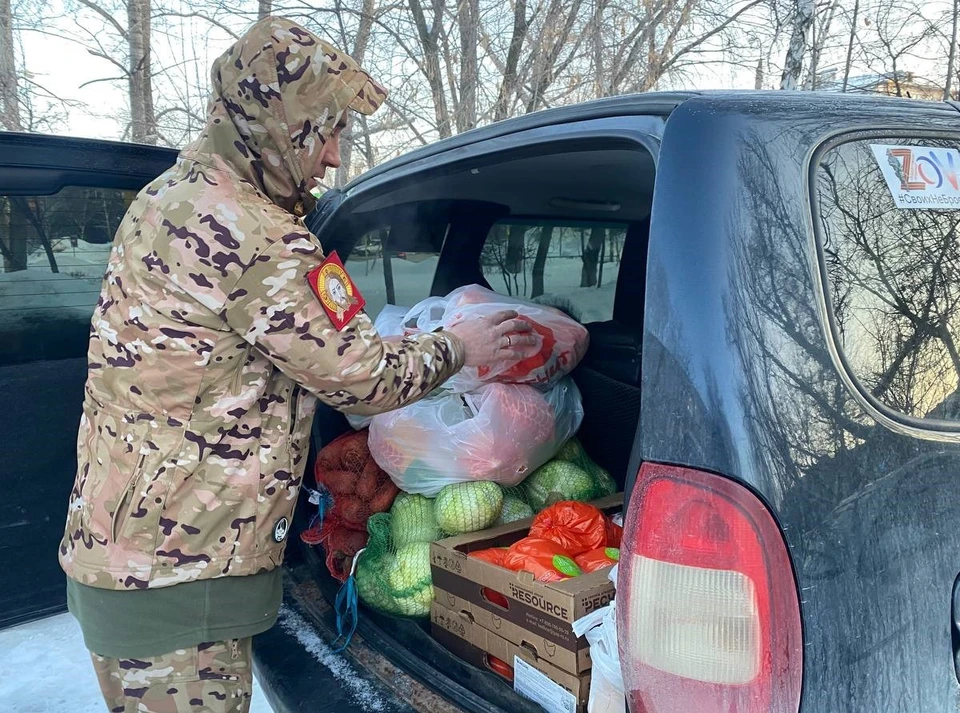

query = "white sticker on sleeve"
[870, 144, 960, 210]
[513, 656, 577, 713]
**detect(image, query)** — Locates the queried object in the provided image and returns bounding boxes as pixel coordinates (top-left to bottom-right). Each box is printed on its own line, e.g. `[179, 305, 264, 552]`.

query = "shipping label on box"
[513, 656, 578, 713]
[431, 601, 590, 713]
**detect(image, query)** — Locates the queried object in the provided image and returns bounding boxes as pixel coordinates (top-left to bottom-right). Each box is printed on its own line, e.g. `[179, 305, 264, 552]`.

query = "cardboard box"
[434, 587, 591, 673]
[429, 494, 622, 676]
[431, 600, 591, 713]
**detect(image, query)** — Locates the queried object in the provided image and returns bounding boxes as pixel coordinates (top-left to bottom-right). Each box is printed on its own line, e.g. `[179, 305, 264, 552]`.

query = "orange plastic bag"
[501, 537, 582, 582]
[529, 501, 608, 556]
[575, 547, 620, 574]
[469, 547, 509, 567]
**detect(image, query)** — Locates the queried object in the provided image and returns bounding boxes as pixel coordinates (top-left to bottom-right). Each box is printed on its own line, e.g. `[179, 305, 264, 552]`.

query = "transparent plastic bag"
[368, 378, 584, 496]
[373, 304, 411, 338]
[398, 285, 589, 392]
[572, 566, 624, 713]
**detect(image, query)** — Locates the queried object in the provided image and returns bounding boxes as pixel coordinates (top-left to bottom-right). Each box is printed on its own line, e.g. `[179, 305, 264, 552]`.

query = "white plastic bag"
[346, 304, 436, 430]
[373, 304, 411, 337]
[572, 566, 624, 713]
[368, 378, 584, 496]
[396, 285, 589, 393]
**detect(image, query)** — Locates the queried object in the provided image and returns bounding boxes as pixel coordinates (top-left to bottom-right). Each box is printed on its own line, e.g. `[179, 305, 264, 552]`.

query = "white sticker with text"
[513, 656, 577, 713]
[870, 144, 960, 209]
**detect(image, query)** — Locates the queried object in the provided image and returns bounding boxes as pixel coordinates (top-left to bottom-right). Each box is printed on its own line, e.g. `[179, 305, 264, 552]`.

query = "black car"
[4, 90, 960, 713]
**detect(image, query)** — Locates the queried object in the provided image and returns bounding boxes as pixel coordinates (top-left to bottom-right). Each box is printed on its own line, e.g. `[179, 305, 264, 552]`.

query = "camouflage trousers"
[90, 638, 253, 713]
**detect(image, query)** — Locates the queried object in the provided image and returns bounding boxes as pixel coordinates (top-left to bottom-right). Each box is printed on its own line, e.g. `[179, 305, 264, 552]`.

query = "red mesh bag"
[300, 430, 399, 581]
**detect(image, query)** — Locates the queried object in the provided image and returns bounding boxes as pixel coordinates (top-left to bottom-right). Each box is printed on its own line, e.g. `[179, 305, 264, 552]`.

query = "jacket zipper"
[110, 451, 146, 542]
[288, 385, 301, 436]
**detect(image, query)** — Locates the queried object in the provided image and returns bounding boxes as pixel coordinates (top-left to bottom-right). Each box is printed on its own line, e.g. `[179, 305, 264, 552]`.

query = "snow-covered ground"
[0, 613, 274, 712]
[0, 240, 109, 328]
[1, 233, 621, 330]
[351, 251, 620, 325]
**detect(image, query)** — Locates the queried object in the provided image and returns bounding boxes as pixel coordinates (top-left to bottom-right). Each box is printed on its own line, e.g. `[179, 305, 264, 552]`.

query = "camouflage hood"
[185, 16, 387, 216]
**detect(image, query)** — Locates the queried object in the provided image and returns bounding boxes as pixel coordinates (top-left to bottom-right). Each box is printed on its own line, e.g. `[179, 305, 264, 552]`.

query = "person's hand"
[447, 310, 540, 368]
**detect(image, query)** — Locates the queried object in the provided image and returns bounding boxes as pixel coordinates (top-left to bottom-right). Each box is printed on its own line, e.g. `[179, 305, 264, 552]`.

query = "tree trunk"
[336, 0, 377, 187]
[0, 0, 21, 132]
[841, 0, 860, 92]
[127, 0, 157, 145]
[505, 224, 525, 274]
[804, 0, 839, 90]
[755, 57, 764, 89]
[946, 0, 959, 100]
[457, 0, 479, 132]
[531, 226, 553, 298]
[580, 227, 604, 287]
[780, 0, 815, 90]
[408, 0, 452, 138]
[0, 197, 27, 272]
[258, 0, 272, 19]
[494, 0, 528, 121]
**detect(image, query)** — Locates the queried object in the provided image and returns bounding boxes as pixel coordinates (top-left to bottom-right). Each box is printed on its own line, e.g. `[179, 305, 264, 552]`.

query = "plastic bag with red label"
[529, 501, 610, 556]
[397, 285, 590, 393]
[575, 547, 620, 574]
[500, 536, 582, 582]
[368, 379, 583, 496]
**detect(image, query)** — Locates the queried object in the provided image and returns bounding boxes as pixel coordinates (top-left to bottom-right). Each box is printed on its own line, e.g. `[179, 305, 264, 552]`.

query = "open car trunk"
[289, 131, 657, 711]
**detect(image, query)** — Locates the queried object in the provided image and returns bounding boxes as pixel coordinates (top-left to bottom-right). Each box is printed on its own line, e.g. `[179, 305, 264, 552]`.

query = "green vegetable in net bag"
[495, 487, 535, 525]
[355, 512, 434, 618]
[390, 493, 441, 548]
[434, 481, 504, 534]
[386, 542, 434, 618]
[525, 460, 597, 511]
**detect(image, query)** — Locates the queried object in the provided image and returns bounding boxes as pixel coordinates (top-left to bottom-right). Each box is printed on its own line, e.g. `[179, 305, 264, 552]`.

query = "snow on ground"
[0, 240, 109, 328]
[0, 235, 621, 330]
[0, 613, 274, 712]
[351, 251, 620, 325]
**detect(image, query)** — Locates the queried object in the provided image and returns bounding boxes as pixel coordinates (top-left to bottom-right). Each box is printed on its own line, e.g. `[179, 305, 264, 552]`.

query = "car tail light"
[617, 463, 802, 712]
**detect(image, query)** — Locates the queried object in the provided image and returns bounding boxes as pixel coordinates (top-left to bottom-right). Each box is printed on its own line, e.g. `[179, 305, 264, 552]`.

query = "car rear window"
[481, 220, 627, 323]
[0, 187, 136, 363]
[346, 223, 445, 319]
[814, 137, 960, 423]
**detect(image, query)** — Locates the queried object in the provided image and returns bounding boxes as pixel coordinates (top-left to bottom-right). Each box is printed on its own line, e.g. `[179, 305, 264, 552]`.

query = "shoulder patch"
[306, 251, 365, 330]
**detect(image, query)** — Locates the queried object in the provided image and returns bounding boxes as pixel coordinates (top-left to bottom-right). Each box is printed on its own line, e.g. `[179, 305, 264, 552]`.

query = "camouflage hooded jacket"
[59, 17, 464, 591]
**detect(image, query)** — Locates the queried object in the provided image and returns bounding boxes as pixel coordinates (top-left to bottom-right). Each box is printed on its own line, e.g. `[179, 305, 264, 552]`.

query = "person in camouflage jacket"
[59, 19, 534, 602]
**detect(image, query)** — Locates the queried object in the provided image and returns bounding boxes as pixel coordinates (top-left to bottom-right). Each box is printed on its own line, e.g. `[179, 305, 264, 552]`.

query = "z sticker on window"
[870, 144, 960, 209]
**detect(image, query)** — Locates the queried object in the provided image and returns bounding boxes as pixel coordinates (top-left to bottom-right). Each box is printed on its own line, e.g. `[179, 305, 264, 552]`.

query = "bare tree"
[258, 0, 271, 18]
[803, 0, 840, 90]
[0, 0, 20, 131]
[944, 0, 958, 99]
[127, 0, 157, 143]
[780, 0, 814, 89]
[841, 0, 860, 91]
[457, 0, 479, 131]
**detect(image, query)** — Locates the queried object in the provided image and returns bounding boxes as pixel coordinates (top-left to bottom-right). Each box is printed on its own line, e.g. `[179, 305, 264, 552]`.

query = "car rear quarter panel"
[640, 95, 960, 712]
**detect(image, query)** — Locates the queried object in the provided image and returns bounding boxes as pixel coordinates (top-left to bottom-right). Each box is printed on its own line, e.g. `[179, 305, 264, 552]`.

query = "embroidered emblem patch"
[306, 251, 365, 330]
[273, 517, 289, 543]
